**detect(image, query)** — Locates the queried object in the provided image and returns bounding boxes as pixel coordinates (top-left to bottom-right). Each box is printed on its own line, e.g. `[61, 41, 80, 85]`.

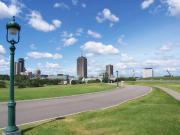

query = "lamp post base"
[2, 130, 21, 135]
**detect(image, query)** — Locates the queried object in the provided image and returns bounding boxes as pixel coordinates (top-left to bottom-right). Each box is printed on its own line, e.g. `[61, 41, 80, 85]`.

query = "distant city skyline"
[0, 0, 180, 77]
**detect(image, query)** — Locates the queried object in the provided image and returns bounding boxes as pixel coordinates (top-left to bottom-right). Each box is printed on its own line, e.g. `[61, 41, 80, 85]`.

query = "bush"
[0, 75, 9, 80]
[71, 80, 78, 85]
[17, 82, 26, 88]
[0, 81, 6, 88]
[88, 79, 101, 84]
[116, 77, 136, 82]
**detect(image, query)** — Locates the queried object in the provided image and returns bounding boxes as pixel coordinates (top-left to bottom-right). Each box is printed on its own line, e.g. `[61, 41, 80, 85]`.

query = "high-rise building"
[143, 68, 154, 78]
[77, 56, 87, 78]
[14, 62, 20, 75]
[106, 64, 113, 77]
[18, 58, 25, 73]
[14, 58, 26, 75]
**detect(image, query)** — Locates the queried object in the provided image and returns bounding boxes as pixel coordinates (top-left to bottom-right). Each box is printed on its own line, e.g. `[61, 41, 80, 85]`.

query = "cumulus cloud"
[0, 45, 6, 54]
[81, 41, 119, 55]
[27, 51, 63, 59]
[0, 0, 21, 19]
[96, 8, 119, 26]
[166, 0, 180, 17]
[87, 30, 102, 38]
[54, 2, 70, 10]
[28, 10, 62, 32]
[63, 37, 78, 47]
[141, 0, 154, 10]
[61, 31, 78, 47]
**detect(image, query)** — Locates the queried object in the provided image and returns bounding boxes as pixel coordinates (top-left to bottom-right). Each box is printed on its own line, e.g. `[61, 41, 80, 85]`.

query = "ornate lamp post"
[3, 16, 21, 135]
[116, 71, 119, 88]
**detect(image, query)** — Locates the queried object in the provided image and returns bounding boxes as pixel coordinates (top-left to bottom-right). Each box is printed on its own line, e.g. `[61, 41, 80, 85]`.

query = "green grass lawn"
[0, 83, 115, 102]
[15, 89, 180, 135]
[125, 81, 180, 93]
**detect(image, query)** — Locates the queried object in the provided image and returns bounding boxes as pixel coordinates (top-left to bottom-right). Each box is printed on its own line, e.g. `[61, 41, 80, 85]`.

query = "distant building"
[106, 64, 113, 77]
[14, 62, 20, 75]
[35, 69, 41, 78]
[14, 58, 25, 75]
[77, 56, 87, 78]
[28, 72, 33, 79]
[18, 58, 25, 73]
[143, 68, 154, 78]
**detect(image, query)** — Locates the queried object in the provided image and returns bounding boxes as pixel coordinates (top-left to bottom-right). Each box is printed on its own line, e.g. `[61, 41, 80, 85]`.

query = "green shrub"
[88, 79, 101, 83]
[0, 81, 6, 88]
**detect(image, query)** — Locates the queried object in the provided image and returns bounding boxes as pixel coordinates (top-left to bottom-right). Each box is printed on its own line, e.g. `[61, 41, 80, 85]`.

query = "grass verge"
[126, 81, 180, 93]
[15, 88, 180, 135]
[0, 83, 115, 102]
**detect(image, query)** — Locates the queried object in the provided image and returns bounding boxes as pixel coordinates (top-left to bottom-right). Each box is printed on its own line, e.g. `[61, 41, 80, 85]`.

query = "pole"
[116, 71, 119, 88]
[5, 44, 19, 133]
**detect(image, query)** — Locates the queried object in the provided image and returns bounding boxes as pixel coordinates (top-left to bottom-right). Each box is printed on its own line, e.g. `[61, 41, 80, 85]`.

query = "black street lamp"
[116, 71, 119, 88]
[3, 16, 21, 135]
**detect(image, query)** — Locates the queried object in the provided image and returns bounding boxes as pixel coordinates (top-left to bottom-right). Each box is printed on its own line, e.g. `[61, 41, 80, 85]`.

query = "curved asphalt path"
[0, 86, 151, 128]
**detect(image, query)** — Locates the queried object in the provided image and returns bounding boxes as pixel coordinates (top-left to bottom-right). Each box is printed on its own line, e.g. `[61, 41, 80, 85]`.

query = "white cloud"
[81, 41, 119, 55]
[0, 0, 21, 19]
[141, 0, 154, 10]
[28, 10, 62, 32]
[87, 30, 102, 38]
[0, 45, 6, 54]
[96, 8, 119, 26]
[117, 35, 127, 45]
[120, 53, 135, 63]
[63, 37, 78, 47]
[159, 44, 172, 52]
[45, 62, 60, 68]
[166, 0, 180, 17]
[145, 59, 180, 67]
[27, 51, 63, 59]
[54, 2, 70, 10]
[61, 31, 78, 47]
[0, 57, 9, 74]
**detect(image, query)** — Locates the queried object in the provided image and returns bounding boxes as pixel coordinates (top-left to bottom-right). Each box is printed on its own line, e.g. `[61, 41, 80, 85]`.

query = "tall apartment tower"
[77, 56, 87, 78]
[14, 62, 20, 75]
[106, 64, 113, 77]
[18, 58, 25, 72]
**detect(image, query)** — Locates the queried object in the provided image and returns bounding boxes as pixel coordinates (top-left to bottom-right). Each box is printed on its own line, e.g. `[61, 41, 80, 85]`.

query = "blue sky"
[0, 0, 180, 77]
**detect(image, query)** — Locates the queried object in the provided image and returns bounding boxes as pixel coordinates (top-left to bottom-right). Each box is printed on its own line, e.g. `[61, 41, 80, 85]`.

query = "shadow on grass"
[22, 117, 65, 134]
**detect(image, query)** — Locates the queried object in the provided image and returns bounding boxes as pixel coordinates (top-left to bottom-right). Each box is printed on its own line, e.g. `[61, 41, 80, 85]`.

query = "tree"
[0, 81, 6, 88]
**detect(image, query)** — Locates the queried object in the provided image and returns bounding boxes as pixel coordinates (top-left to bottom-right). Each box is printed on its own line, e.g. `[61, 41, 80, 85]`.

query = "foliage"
[0, 81, 6, 88]
[116, 77, 136, 82]
[0, 75, 9, 80]
[14, 75, 61, 88]
[102, 72, 109, 83]
[88, 79, 101, 83]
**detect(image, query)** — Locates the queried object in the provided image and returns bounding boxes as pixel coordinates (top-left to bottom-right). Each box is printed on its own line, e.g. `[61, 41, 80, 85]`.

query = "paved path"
[156, 86, 180, 100]
[0, 86, 151, 128]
